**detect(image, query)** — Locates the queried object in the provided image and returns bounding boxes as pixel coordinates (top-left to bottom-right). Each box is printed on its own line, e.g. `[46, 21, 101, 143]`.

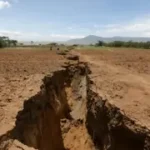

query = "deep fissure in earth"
[0, 62, 150, 150]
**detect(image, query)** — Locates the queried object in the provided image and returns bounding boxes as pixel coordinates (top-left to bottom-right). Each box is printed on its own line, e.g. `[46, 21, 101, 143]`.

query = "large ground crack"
[0, 62, 93, 150]
[1, 60, 150, 150]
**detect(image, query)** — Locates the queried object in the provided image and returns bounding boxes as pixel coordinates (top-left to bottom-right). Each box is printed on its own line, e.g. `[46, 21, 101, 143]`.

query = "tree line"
[95, 40, 150, 49]
[0, 36, 18, 48]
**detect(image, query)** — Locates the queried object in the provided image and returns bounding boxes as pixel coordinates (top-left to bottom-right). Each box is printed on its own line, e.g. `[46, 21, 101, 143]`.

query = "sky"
[1, 0, 150, 41]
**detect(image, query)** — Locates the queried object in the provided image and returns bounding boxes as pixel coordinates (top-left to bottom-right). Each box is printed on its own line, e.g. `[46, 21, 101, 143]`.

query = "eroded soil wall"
[0, 62, 91, 150]
[86, 88, 150, 150]
[13, 70, 69, 150]
[1, 60, 150, 150]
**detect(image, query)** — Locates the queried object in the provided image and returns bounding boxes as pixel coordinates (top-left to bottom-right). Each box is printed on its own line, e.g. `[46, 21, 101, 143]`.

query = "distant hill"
[66, 35, 150, 45]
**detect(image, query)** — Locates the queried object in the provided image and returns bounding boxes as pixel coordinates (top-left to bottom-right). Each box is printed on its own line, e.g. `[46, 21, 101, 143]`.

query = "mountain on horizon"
[66, 35, 150, 45]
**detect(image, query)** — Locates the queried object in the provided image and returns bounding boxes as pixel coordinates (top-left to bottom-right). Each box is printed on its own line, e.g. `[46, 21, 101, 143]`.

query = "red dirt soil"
[0, 49, 65, 137]
[1, 47, 150, 150]
[77, 48, 150, 129]
[0, 48, 94, 150]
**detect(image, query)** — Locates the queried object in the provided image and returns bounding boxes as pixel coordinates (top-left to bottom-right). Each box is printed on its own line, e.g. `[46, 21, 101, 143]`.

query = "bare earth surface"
[78, 48, 150, 129]
[1, 47, 150, 150]
[0, 48, 65, 137]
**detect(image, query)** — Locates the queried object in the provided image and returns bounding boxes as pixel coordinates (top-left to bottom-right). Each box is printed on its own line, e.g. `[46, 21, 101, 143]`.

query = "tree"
[0, 37, 7, 48]
[0, 40, 4, 48]
[0, 36, 18, 48]
[112, 41, 124, 47]
[31, 41, 34, 45]
[49, 42, 57, 46]
[12, 40, 18, 46]
[96, 41, 104, 46]
[103, 40, 150, 49]
[9, 40, 18, 47]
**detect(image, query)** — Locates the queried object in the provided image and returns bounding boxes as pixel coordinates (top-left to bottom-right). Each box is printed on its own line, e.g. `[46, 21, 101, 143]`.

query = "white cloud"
[49, 34, 84, 39]
[0, 30, 42, 41]
[0, 1, 11, 9]
[104, 24, 120, 28]
[0, 30, 85, 41]
[4, 15, 150, 41]
[93, 24, 99, 28]
[94, 16, 150, 37]
[0, 30, 21, 37]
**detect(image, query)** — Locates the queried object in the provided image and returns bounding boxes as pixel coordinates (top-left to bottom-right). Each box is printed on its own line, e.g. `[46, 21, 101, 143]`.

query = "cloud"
[49, 34, 84, 39]
[3, 15, 150, 41]
[93, 24, 99, 28]
[0, 1, 11, 9]
[104, 24, 120, 28]
[0, 30, 42, 41]
[0, 30, 21, 37]
[0, 30, 85, 41]
[94, 16, 150, 37]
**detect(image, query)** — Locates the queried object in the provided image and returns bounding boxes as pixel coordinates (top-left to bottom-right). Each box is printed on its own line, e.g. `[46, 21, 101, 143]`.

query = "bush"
[0, 36, 18, 48]
[95, 41, 104, 46]
[95, 40, 150, 49]
[0, 40, 4, 48]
